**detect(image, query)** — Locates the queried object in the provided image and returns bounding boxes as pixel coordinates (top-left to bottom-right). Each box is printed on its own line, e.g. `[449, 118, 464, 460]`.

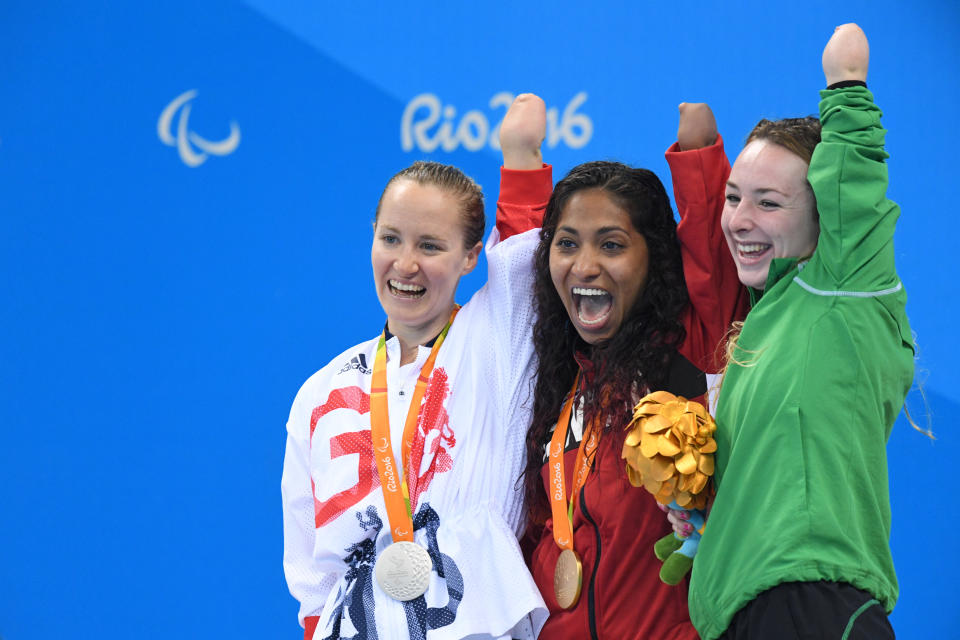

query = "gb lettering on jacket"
[308, 368, 456, 528]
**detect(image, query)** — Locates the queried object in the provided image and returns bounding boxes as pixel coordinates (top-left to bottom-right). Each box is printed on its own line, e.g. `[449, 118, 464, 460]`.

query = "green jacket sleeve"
[803, 86, 902, 293]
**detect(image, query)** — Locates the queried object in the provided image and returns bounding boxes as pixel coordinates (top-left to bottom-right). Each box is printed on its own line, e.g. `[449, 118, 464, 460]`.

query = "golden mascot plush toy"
[622, 391, 717, 584]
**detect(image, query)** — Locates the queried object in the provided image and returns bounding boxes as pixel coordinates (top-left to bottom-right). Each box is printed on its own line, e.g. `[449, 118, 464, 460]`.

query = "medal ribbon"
[371, 307, 459, 543]
[548, 373, 600, 552]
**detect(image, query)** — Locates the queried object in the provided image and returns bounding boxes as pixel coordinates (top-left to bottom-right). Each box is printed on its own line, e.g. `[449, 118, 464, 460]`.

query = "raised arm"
[666, 103, 748, 374]
[807, 24, 898, 290]
[497, 93, 552, 240]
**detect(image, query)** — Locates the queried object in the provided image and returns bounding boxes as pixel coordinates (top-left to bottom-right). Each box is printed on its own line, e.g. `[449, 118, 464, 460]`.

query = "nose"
[394, 245, 419, 276]
[571, 246, 601, 280]
[726, 199, 756, 233]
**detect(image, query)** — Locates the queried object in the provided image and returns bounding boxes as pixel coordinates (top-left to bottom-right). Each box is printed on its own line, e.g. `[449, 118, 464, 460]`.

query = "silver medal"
[375, 541, 432, 601]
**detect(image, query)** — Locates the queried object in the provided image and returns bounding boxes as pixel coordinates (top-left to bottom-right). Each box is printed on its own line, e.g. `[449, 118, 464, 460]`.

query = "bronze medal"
[553, 548, 583, 609]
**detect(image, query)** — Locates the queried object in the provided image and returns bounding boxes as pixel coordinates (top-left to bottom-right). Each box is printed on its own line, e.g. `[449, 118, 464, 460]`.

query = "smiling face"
[549, 188, 649, 344]
[371, 180, 481, 343]
[722, 139, 820, 289]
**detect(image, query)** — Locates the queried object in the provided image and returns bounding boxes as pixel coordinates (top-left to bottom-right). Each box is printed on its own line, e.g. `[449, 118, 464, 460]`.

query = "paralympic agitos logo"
[157, 90, 240, 167]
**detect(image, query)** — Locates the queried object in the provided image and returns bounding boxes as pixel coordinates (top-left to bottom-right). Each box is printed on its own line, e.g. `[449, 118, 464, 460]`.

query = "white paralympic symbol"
[157, 90, 240, 167]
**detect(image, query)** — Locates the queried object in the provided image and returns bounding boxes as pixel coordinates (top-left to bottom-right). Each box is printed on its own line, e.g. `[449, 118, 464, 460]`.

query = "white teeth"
[574, 287, 612, 327]
[390, 280, 425, 292]
[573, 287, 608, 296]
[738, 243, 770, 253]
[578, 312, 609, 326]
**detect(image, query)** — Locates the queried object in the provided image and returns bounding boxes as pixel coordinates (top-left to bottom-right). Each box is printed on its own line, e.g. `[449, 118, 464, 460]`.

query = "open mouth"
[737, 242, 772, 262]
[573, 287, 612, 327]
[389, 279, 426, 299]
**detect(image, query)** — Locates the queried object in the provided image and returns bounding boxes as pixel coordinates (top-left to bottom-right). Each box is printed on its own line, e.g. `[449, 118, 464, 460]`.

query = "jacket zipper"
[579, 485, 601, 640]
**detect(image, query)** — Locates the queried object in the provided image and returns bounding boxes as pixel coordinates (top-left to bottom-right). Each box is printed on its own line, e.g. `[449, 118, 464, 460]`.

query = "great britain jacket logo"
[322, 503, 463, 639]
[309, 368, 456, 528]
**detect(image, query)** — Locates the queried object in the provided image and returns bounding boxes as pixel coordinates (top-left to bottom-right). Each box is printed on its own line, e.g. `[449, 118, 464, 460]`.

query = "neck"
[387, 310, 452, 366]
[395, 335, 422, 367]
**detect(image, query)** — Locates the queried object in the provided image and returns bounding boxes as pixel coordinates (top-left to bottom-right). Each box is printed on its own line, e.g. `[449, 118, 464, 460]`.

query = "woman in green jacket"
[685, 24, 913, 640]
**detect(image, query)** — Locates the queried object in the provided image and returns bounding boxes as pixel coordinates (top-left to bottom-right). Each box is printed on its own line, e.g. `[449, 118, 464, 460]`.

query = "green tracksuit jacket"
[688, 86, 915, 640]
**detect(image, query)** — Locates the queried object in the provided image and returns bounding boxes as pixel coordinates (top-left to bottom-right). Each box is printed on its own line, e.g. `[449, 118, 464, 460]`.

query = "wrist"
[678, 133, 718, 152]
[502, 147, 543, 171]
[826, 79, 867, 90]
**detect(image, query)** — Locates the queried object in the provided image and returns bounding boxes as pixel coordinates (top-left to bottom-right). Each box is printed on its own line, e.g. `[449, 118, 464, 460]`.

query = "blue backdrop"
[2, 1, 957, 638]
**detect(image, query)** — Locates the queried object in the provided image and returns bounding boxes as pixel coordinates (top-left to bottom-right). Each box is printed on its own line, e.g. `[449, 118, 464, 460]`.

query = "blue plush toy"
[652, 501, 705, 585]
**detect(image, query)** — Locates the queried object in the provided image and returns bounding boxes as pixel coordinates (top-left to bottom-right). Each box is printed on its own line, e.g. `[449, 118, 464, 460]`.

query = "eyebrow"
[596, 226, 629, 235]
[557, 225, 630, 235]
[379, 225, 448, 245]
[726, 180, 789, 197]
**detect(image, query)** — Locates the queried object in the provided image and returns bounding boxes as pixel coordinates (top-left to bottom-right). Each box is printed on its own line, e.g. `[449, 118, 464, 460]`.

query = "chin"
[572, 324, 616, 346]
[737, 267, 770, 290]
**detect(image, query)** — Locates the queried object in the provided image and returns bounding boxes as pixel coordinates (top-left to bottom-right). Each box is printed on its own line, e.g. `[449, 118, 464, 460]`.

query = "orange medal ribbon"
[548, 373, 600, 551]
[370, 307, 458, 543]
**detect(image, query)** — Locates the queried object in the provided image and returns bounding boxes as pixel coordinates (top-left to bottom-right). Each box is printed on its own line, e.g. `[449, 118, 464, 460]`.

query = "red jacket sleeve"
[496, 164, 552, 240]
[667, 135, 750, 374]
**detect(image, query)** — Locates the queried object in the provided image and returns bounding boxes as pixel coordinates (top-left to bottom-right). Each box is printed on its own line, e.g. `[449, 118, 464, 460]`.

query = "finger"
[666, 511, 687, 527]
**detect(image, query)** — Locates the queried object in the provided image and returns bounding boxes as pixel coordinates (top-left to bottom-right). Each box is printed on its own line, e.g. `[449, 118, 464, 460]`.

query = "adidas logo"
[338, 353, 372, 375]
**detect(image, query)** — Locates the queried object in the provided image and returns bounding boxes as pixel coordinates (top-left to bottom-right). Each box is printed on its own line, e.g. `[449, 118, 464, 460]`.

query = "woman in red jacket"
[503, 104, 747, 639]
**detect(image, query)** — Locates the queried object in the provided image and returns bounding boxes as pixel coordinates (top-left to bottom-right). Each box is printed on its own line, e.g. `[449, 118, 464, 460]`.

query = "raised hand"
[499, 93, 546, 170]
[822, 23, 869, 86]
[676, 102, 718, 152]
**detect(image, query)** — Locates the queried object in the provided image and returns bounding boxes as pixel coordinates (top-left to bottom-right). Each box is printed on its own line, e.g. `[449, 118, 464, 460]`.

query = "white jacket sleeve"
[281, 389, 338, 628]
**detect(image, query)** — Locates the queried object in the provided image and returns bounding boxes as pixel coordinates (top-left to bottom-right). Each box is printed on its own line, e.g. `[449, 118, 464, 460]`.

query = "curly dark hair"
[523, 161, 689, 524]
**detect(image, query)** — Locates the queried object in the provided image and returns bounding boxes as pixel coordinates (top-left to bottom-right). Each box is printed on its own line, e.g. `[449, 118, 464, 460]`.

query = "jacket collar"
[573, 350, 598, 387]
[750, 257, 802, 304]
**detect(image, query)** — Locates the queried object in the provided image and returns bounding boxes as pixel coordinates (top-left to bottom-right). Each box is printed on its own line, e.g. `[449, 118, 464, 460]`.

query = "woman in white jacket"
[281, 95, 552, 640]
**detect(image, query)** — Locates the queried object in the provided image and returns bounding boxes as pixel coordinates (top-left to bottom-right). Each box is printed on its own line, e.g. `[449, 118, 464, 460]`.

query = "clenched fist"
[499, 93, 546, 170]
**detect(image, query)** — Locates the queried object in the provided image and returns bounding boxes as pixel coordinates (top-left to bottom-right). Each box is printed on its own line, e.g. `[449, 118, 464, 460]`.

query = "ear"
[461, 241, 483, 275]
